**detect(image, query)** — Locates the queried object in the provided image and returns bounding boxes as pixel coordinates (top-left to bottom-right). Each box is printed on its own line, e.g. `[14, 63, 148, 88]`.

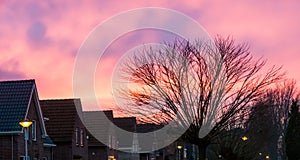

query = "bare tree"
[211, 80, 297, 160]
[115, 37, 283, 160]
[286, 99, 300, 160]
[247, 80, 297, 159]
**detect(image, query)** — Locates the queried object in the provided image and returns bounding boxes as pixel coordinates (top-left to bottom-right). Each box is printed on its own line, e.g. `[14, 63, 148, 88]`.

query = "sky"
[1, 1, 300, 111]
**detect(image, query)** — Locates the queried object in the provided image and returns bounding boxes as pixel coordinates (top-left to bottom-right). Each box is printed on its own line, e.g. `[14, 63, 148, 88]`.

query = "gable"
[0, 79, 47, 136]
[0, 80, 34, 133]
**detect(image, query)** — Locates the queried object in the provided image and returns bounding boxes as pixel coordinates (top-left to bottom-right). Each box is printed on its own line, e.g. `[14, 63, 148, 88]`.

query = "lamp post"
[177, 145, 183, 160]
[19, 120, 32, 160]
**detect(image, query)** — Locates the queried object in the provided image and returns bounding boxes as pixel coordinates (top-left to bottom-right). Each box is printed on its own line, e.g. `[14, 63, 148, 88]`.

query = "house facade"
[113, 117, 139, 160]
[40, 99, 88, 160]
[0, 80, 55, 160]
[84, 110, 116, 160]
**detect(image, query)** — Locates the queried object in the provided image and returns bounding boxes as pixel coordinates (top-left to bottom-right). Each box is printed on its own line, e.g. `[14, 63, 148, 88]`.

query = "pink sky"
[1, 1, 300, 111]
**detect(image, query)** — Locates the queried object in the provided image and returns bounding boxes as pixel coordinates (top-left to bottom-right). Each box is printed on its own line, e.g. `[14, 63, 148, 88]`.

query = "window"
[112, 135, 116, 148]
[75, 128, 79, 146]
[32, 120, 36, 141]
[80, 129, 84, 147]
[108, 135, 112, 148]
[19, 156, 30, 160]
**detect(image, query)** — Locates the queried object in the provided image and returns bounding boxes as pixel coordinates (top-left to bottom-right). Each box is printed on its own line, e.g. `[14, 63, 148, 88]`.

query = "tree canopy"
[115, 37, 283, 160]
[286, 100, 300, 160]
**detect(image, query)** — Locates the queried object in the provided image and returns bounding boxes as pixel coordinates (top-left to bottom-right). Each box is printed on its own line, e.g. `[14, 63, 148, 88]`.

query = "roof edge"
[0, 131, 22, 135]
[40, 98, 81, 101]
[0, 79, 35, 83]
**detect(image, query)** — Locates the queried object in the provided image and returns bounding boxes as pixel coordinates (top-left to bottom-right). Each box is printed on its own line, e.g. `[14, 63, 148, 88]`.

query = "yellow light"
[241, 136, 248, 141]
[266, 155, 270, 159]
[19, 121, 32, 128]
[177, 145, 183, 149]
[259, 152, 262, 156]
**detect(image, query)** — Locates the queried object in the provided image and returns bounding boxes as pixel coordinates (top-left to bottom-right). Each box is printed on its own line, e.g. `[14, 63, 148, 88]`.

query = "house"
[136, 123, 164, 160]
[0, 79, 55, 160]
[136, 123, 199, 160]
[84, 110, 116, 160]
[113, 117, 139, 160]
[40, 99, 88, 160]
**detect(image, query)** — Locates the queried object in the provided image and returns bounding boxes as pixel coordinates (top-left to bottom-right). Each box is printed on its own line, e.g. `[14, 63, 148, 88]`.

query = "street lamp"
[241, 136, 248, 141]
[177, 145, 183, 160]
[19, 120, 32, 160]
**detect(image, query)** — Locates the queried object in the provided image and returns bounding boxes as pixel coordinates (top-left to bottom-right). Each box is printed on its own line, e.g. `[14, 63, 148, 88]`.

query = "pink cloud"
[0, 0, 300, 112]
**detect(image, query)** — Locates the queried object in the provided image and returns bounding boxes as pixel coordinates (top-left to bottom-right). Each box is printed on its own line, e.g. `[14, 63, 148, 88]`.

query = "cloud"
[0, 58, 25, 80]
[0, 0, 299, 111]
[27, 21, 47, 44]
[0, 69, 25, 80]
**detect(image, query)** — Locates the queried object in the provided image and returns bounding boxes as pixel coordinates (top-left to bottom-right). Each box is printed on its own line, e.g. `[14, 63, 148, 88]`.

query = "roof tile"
[0, 80, 35, 133]
[40, 99, 82, 142]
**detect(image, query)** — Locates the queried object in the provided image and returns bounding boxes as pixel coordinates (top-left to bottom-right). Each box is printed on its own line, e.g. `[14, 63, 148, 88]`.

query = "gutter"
[0, 131, 22, 135]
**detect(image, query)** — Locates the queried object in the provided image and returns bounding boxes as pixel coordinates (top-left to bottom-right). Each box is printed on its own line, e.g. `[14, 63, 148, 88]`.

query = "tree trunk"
[197, 143, 208, 160]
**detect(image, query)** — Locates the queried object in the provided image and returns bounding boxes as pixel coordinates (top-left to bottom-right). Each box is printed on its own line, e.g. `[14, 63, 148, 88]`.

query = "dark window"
[80, 129, 84, 147]
[32, 120, 36, 141]
[108, 135, 111, 148]
[19, 156, 30, 160]
[19, 156, 25, 160]
[75, 128, 79, 146]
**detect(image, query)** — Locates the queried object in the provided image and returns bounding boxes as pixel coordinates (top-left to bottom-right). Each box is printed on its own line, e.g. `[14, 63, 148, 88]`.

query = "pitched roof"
[136, 123, 164, 133]
[113, 117, 136, 132]
[85, 110, 114, 147]
[0, 79, 35, 133]
[40, 99, 83, 142]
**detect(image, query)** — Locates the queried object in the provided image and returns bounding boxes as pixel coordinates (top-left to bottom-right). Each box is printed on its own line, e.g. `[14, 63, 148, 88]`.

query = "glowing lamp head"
[266, 155, 270, 159]
[241, 136, 248, 141]
[177, 145, 183, 149]
[19, 121, 32, 128]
